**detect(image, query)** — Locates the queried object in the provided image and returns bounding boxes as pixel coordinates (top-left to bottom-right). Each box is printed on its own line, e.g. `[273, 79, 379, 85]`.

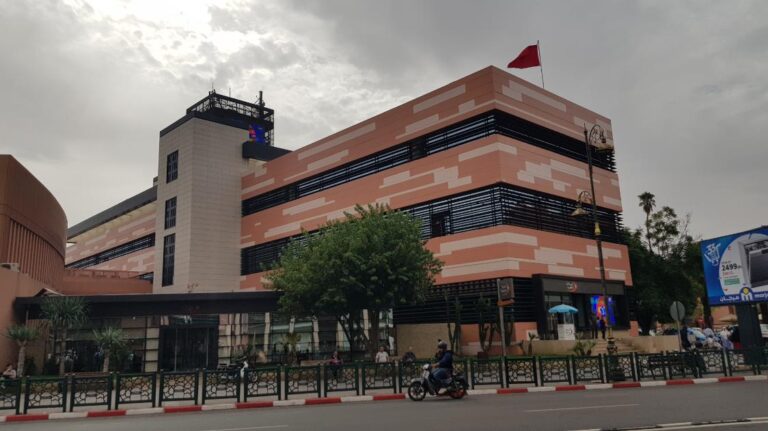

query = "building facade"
[10, 65, 633, 371]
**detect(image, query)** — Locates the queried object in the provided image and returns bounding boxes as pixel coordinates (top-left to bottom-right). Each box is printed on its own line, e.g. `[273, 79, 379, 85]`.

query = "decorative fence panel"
[243, 367, 281, 401]
[636, 353, 667, 380]
[696, 350, 728, 376]
[159, 371, 199, 406]
[539, 357, 571, 385]
[505, 357, 538, 386]
[0, 378, 22, 414]
[666, 352, 701, 379]
[324, 364, 359, 395]
[24, 377, 67, 414]
[202, 370, 240, 403]
[604, 354, 636, 382]
[70, 375, 112, 411]
[285, 366, 321, 399]
[361, 363, 396, 395]
[470, 358, 503, 389]
[454, 359, 469, 382]
[572, 356, 603, 384]
[115, 373, 156, 409]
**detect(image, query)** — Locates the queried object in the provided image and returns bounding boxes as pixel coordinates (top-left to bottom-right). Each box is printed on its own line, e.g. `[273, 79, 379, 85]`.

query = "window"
[430, 211, 451, 237]
[66, 235, 155, 269]
[164, 197, 177, 229]
[240, 185, 624, 276]
[166, 151, 178, 183]
[242, 110, 617, 217]
[162, 234, 175, 286]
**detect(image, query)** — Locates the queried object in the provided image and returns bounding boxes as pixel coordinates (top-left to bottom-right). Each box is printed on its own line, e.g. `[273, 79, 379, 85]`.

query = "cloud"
[1, 0, 766, 240]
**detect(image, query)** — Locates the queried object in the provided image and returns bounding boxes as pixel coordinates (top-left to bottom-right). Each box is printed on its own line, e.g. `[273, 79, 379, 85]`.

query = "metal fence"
[3, 349, 767, 415]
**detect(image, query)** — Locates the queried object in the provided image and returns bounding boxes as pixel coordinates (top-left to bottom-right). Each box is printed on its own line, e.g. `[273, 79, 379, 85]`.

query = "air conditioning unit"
[0, 263, 20, 272]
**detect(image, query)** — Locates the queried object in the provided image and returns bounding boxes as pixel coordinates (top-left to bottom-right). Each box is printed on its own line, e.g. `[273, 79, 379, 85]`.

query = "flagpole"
[537, 40, 545, 89]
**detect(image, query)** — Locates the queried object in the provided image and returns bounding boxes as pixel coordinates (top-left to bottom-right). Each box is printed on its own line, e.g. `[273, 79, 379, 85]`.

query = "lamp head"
[571, 206, 588, 217]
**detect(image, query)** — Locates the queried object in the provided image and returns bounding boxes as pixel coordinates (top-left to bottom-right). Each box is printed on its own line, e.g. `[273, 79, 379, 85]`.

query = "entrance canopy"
[14, 291, 281, 319]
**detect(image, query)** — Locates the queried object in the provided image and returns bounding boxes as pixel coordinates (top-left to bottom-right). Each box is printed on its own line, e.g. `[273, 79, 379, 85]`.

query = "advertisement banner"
[701, 226, 768, 305]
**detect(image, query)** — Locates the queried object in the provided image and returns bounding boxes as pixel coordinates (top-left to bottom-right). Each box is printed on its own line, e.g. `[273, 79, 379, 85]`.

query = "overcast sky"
[2, 0, 766, 240]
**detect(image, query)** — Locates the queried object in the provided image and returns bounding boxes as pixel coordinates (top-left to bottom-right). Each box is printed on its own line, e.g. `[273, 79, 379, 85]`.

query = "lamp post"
[572, 124, 616, 355]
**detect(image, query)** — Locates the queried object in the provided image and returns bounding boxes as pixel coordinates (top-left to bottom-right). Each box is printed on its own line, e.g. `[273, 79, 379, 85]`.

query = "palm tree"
[41, 296, 88, 375]
[93, 327, 125, 373]
[638, 192, 656, 253]
[6, 324, 40, 377]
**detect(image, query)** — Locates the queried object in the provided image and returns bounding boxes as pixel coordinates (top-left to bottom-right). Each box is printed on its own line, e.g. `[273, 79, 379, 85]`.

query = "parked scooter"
[407, 364, 468, 401]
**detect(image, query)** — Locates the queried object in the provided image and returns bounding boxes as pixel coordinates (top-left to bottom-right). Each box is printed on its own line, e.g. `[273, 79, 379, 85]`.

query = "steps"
[590, 338, 639, 355]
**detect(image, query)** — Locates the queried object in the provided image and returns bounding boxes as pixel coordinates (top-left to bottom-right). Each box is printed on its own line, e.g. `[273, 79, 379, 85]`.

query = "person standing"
[401, 346, 416, 364]
[599, 317, 607, 340]
[588, 313, 598, 339]
[375, 346, 390, 363]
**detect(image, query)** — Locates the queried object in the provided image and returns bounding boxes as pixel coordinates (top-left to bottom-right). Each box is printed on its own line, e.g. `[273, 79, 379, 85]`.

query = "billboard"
[701, 226, 768, 305]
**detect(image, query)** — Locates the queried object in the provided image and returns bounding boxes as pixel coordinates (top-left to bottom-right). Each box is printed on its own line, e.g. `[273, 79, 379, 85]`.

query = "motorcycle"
[407, 364, 468, 401]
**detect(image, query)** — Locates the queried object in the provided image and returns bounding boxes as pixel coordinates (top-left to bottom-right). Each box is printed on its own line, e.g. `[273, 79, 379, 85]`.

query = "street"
[3, 382, 767, 431]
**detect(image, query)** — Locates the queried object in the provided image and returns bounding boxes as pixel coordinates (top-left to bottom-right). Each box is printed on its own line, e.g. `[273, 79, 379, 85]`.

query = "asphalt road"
[4, 382, 768, 431]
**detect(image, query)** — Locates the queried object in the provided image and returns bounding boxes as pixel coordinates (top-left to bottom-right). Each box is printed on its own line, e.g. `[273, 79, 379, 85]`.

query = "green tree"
[638, 192, 656, 253]
[268, 204, 443, 359]
[93, 327, 125, 373]
[41, 296, 89, 375]
[625, 198, 705, 333]
[6, 324, 40, 377]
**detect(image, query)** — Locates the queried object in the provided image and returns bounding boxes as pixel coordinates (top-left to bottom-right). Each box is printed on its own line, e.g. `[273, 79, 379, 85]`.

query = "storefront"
[534, 275, 629, 339]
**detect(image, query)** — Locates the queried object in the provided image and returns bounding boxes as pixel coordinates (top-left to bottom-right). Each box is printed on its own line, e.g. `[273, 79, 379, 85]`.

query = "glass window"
[162, 234, 175, 286]
[164, 197, 177, 229]
[166, 151, 178, 183]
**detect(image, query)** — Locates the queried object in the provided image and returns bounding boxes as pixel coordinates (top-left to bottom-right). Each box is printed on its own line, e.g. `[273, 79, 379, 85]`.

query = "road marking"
[646, 420, 768, 429]
[525, 403, 638, 413]
[201, 426, 289, 431]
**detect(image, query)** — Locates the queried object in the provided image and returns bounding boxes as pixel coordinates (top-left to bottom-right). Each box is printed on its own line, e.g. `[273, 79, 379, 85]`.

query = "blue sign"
[701, 226, 768, 305]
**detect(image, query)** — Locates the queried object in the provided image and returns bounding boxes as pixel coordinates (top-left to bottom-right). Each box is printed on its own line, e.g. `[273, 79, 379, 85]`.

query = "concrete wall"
[0, 155, 67, 288]
[0, 267, 50, 367]
[155, 118, 250, 293]
[396, 323, 451, 359]
[624, 335, 680, 353]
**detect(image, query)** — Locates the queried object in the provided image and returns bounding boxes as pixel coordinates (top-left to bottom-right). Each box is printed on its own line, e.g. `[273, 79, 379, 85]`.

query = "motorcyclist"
[431, 340, 453, 389]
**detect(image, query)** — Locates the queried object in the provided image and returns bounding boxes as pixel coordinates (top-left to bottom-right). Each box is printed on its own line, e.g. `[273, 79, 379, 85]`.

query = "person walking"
[375, 346, 390, 363]
[401, 346, 416, 364]
[598, 317, 607, 340]
[589, 313, 598, 339]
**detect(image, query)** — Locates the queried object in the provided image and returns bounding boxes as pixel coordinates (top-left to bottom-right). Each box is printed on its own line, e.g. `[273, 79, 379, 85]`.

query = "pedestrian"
[680, 322, 692, 351]
[401, 346, 416, 364]
[599, 317, 607, 340]
[375, 346, 390, 363]
[328, 351, 343, 379]
[589, 313, 598, 339]
[1, 363, 16, 380]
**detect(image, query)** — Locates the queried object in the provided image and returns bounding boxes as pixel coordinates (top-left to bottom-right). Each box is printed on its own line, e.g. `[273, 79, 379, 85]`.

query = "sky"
[1, 0, 766, 240]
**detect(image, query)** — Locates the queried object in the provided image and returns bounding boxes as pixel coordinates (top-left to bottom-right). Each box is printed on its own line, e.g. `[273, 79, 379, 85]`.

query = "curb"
[1, 375, 764, 423]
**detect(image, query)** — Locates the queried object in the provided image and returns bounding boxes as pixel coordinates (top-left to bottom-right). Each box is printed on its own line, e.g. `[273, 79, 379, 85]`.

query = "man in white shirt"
[375, 346, 390, 363]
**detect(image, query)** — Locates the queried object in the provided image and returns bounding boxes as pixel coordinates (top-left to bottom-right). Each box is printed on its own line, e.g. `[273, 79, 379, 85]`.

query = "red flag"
[507, 45, 540, 69]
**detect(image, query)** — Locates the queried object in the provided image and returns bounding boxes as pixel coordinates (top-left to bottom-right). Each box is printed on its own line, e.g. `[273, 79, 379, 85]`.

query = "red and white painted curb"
[1, 376, 765, 423]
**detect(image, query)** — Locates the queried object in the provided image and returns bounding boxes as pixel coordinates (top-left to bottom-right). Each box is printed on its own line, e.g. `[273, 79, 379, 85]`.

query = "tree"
[638, 192, 656, 253]
[41, 296, 88, 375]
[476, 294, 498, 355]
[444, 293, 462, 353]
[625, 196, 705, 334]
[93, 327, 125, 373]
[6, 324, 40, 377]
[268, 204, 443, 359]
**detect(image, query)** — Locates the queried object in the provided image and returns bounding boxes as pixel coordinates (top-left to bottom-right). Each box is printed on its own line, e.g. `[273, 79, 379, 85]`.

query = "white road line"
[201, 426, 289, 431]
[647, 420, 768, 430]
[525, 403, 639, 413]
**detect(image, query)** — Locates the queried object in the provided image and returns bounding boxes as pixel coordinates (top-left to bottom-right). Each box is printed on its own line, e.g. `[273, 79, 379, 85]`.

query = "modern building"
[6, 66, 634, 372]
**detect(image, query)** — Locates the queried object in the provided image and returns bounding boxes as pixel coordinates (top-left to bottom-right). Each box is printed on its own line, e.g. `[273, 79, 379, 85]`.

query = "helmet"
[437, 340, 448, 350]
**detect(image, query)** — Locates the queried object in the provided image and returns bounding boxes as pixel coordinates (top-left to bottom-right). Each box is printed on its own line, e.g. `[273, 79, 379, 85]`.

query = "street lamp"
[572, 124, 616, 355]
